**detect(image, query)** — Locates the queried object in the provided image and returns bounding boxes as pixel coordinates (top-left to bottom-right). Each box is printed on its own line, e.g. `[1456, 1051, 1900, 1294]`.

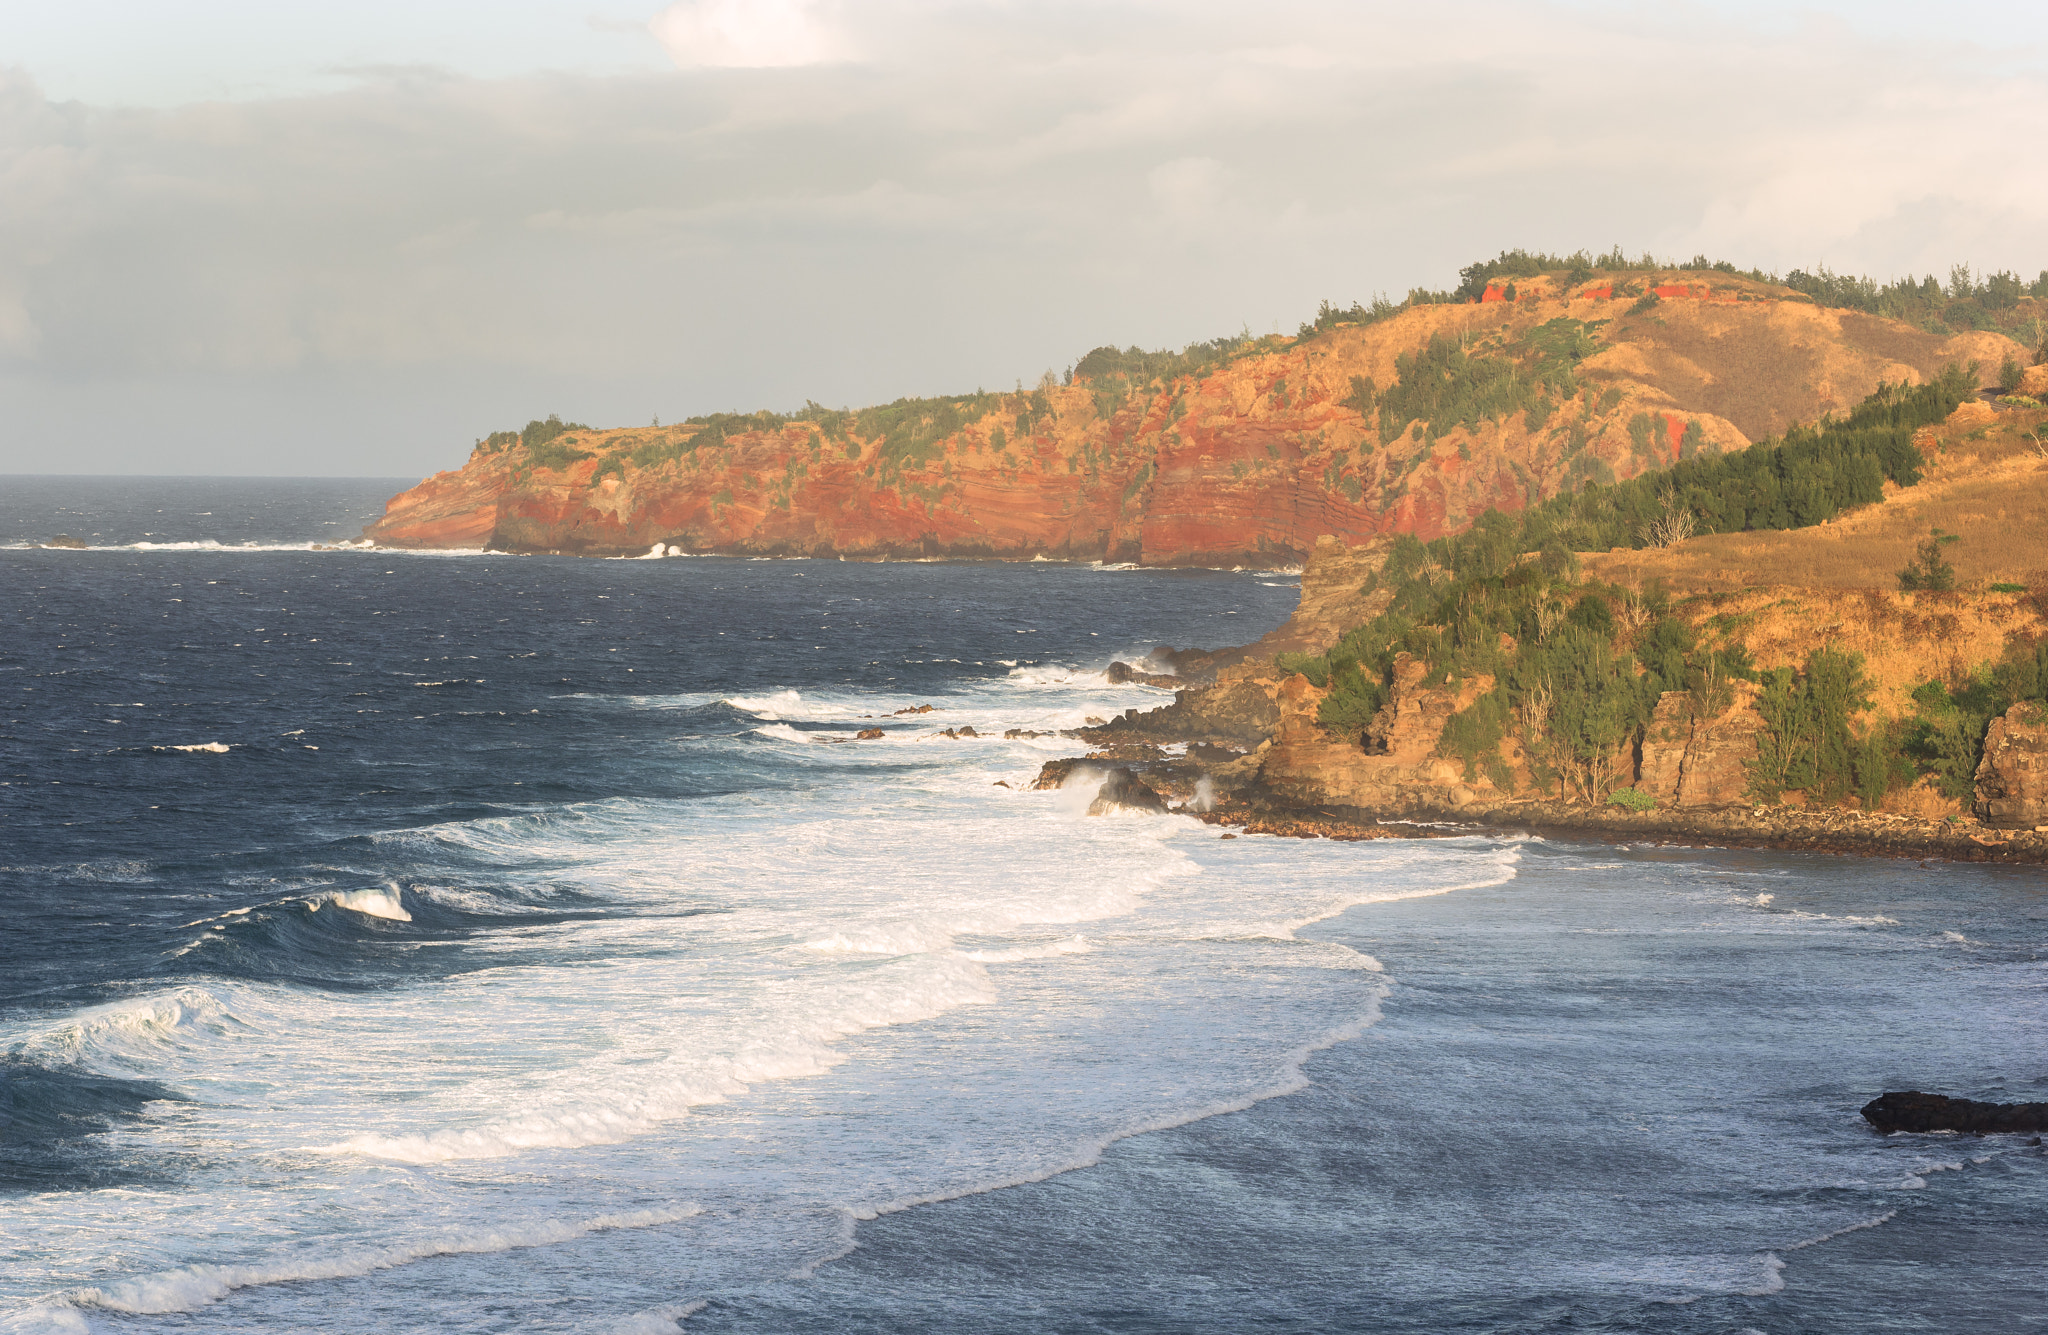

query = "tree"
[1897, 529, 1958, 592]
[1746, 647, 1874, 802]
[1535, 624, 1640, 801]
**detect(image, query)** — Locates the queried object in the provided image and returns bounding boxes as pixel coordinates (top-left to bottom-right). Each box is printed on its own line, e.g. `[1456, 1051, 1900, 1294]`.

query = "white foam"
[318, 951, 1002, 1163]
[726, 689, 816, 719]
[157, 742, 230, 754]
[313, 887, 413, 922]
[0, 658, 1531, 1326]
[964, 935, 1094, 962]
[1783, 1210, 1897, 1251]
[612, 1300, 707, 1333]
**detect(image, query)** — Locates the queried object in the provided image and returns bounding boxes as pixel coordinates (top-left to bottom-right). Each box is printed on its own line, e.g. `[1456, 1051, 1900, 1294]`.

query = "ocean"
[2, 478, 2043, 1334]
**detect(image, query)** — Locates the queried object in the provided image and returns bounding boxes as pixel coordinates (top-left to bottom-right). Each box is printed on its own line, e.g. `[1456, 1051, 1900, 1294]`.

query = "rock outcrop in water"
[1085, 768, 1169, 816]
[364, 272, 2023, 563]
[1860, 1091, 2048, 1134]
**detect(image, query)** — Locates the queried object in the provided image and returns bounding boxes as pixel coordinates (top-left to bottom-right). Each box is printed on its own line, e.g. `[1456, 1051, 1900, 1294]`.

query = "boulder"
[855, 728, 884, 740]
[1086, 767, 1169, 816]
[45, 535, 88, 549]
[894, 704, 935, 716]
[1106, 660, 1183, 687]
[1861, 1090, 2048, 1135]
[1974, 703, 2048, 829]
[1088, 676, 1278, 748]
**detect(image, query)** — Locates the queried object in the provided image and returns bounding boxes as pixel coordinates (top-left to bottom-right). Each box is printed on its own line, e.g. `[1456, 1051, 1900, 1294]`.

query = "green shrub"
[1372, 319, 1603, 444]
[1275, 652, 1329, 688]
[1989, 582, 2027, 593]
[1897, 529, 1958, 592]
[1607, 787, 1655, 812]
[1441, 687, 1510, 781]
[1316, 658, 1387, 741]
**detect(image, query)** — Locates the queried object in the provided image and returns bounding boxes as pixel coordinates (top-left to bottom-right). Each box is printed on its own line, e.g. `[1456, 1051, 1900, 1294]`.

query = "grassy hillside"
[1274, 378, 2048, 815]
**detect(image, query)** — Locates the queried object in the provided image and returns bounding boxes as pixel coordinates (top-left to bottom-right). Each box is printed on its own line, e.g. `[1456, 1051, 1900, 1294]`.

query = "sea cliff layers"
[363, 266, 2033, 563]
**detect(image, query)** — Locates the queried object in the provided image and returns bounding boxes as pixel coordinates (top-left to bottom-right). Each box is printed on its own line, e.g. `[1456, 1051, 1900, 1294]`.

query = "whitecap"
[311, 887, 413, 922]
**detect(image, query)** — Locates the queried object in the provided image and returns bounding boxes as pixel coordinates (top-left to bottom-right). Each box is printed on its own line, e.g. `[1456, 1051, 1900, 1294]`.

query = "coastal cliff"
[1070, 391, 2048, 861]
[364, 266, 2030, 564]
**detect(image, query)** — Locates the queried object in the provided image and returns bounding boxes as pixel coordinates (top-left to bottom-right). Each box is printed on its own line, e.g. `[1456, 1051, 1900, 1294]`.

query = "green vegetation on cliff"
[1351, 317, 1605, 445]
[1281, 371, 2045, 806]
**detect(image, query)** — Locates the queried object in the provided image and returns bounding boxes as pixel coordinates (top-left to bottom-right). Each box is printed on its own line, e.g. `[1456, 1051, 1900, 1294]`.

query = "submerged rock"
[1086, 767, 1168, 816]
[45, 535, 88, 549]
[855, 728, 884, 740]
[1860, 1090, 2048, 1134]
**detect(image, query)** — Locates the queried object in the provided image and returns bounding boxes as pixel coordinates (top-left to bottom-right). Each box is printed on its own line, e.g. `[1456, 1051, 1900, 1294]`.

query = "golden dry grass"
[1584, 406, 2048, 595]
[1660, 584, 2045, 717]
[1580, 405, 2048, 715]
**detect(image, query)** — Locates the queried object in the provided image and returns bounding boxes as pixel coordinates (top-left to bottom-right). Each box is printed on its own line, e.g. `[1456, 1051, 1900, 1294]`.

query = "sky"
[4, 1, 2048, 476]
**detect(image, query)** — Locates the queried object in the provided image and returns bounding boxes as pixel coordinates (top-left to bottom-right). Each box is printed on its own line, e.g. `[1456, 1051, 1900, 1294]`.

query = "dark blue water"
[2, 484, 1277, 1007]
[2, 480, 2043, 1335]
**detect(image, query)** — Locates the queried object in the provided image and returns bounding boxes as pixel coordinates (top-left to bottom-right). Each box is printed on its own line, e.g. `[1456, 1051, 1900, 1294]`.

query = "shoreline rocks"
[1086, 767, 1169, 816]
[1861, 1091, 2048, 1135]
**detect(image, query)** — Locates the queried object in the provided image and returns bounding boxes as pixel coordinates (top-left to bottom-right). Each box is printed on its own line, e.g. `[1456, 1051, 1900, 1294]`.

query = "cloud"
[3, 2, 2048, 472]
[649, 0, 850, 68]
[1148, 156, 1226, 222]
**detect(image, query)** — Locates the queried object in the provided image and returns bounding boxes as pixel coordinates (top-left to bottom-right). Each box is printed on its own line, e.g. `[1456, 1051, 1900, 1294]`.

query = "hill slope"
[364, 269, 2033, 564]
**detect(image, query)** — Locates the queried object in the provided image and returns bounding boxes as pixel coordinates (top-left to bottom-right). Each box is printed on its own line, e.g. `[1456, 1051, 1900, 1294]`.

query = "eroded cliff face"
[365, 274, 2022, 563]
[1975, 704, 2048, 829]
[1123, 507, 2048, 823]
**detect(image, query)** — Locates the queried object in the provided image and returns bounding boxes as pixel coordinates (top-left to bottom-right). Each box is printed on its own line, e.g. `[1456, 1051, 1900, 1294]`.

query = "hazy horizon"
[5, 0, 2048, 477]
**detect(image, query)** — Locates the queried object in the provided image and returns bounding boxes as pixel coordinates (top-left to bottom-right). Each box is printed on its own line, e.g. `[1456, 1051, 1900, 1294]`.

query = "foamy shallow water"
[0, 673, 1510, 1332]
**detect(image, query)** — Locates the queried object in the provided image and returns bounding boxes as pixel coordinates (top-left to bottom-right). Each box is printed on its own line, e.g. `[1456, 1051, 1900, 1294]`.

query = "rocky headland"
[362, 262, 2038, 564]
[1037, 391, 2048, 862]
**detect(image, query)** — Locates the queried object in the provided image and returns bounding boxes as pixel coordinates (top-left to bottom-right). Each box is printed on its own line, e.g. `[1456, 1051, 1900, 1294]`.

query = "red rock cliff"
[365, 273, 2020, 564]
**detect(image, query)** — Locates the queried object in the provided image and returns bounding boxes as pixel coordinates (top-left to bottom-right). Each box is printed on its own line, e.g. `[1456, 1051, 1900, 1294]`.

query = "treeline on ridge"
[1508, 364, 1975, 553]
[1300, 247, 2048, 347]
